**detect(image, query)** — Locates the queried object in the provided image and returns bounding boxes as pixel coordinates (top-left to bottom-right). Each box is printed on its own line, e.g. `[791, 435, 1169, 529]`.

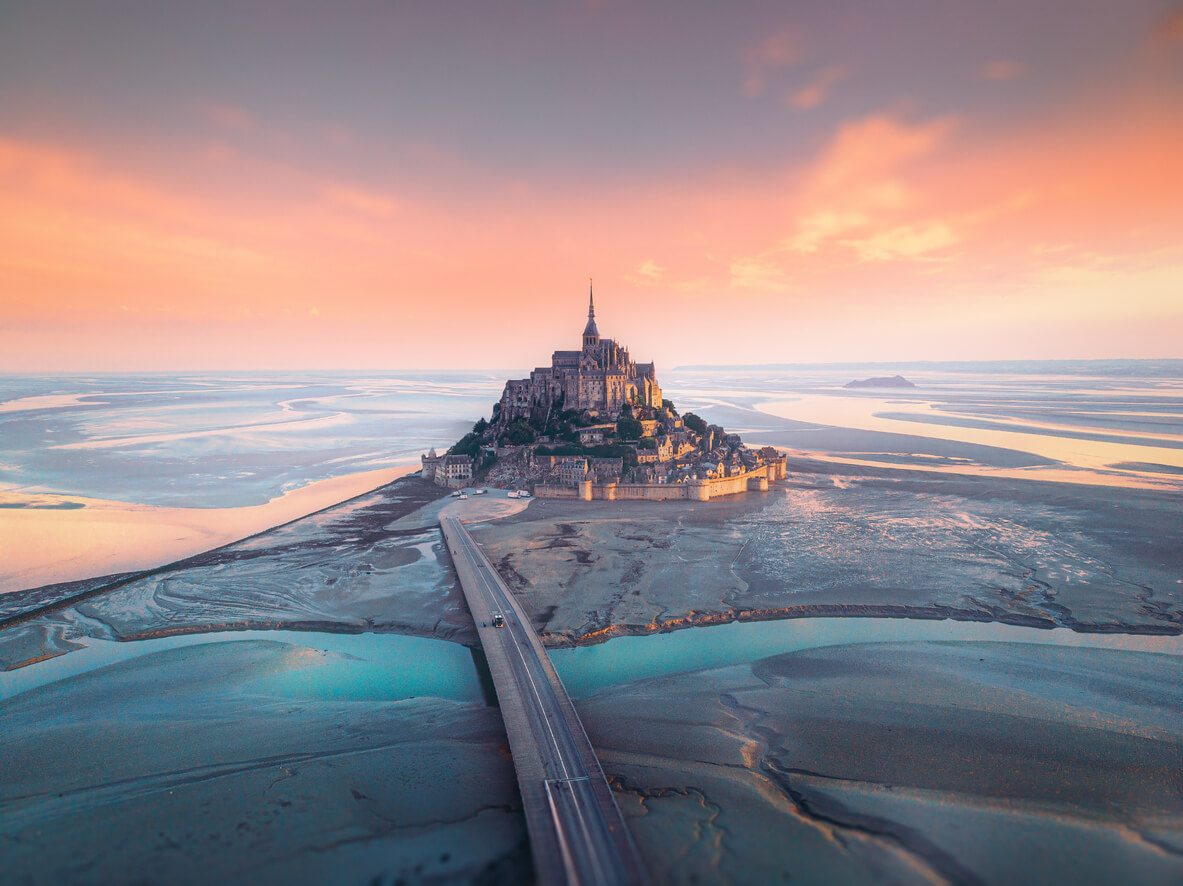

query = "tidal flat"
[0, 477, 473, 671]
[468, 461, 1183, 644]
[566, 636, 1183, 884]
[3, 454, 1182, 883]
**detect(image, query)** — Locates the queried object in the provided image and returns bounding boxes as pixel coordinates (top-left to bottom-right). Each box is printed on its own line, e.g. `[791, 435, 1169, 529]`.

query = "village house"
[558, 457, 589, 486]
[577, 423, 615, 446]
[588, 457, 623, 482]
[435, 454, 473, 487]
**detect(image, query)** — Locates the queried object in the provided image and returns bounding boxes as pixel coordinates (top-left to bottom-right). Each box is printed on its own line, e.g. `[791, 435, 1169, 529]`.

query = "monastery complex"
[423, 284, 786, 501]
[499, 284, 663, 424]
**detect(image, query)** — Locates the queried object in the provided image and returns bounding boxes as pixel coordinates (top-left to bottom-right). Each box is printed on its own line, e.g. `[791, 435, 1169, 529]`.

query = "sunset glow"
[2, 1, 1181, 370]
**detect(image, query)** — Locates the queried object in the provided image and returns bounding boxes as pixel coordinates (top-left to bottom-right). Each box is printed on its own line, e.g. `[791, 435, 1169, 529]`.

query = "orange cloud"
[784, 113, 956, 255]
[844, 222, 959, 262]
[743, 30, 797, 96]
[322, 184, 397, 217]
[3, 73, 1182, 371]
[1152, 7, 1183, 47]
[788, 66, 845, 110]
[980, 59, 1024, 81]
[203, 102, 255, 133]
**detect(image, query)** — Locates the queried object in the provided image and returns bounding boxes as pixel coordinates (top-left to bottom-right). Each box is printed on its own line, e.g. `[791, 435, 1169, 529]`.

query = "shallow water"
[551, 616, 1183, 698]
[0, 629, 485, 704]
[0, 371, 502, 507]
[661, 362, 1183, 490]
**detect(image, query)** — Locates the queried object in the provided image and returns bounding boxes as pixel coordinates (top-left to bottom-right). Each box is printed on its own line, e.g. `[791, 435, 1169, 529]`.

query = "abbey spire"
[582, 278, 600, 349]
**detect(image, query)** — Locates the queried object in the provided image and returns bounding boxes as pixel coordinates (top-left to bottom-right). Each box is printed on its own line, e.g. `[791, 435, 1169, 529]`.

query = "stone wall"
[533, 484, 581, 498]
[533, 457, 788, 503]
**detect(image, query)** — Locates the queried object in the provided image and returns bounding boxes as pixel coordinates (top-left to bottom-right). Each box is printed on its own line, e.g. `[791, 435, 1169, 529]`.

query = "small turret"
[582, 278, 600, 351]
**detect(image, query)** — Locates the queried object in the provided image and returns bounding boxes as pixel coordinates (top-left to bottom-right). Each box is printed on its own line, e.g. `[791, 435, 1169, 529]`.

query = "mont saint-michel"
[422, 285, 786, 499]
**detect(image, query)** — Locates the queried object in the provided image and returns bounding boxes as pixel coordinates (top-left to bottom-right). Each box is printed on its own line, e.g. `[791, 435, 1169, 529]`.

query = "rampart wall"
[534, 457, 787, 503]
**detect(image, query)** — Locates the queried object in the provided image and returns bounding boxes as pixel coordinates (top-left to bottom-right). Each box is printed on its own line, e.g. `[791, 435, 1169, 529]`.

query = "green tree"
[683, 413, 708, 435]
[472, 417, 488, 434]
[503, 418, 536, 446]
[617, 415, 643, 440]
[449, 432, 482, 459]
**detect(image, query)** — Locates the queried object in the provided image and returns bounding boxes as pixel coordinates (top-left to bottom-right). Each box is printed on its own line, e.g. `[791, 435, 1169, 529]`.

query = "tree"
[503, 418, 536, 446]
[449, 432, 482, 459]
[662, 399, 675, 411]
[683, 413, 708, 435]
[617, 415, 643, 440]
[472, 417, 488, 434]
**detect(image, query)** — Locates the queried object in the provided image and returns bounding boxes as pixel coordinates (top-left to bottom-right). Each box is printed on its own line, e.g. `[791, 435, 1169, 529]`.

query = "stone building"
[588, 457, 623, 482]
[558, 457, 589, 486]
[498, 283, 663, 424]
[435, 454, 473, 487]
[420, 447, 440, 481]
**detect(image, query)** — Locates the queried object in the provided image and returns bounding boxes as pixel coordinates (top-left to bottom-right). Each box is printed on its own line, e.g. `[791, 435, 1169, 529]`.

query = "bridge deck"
[440, 515, 647, 886]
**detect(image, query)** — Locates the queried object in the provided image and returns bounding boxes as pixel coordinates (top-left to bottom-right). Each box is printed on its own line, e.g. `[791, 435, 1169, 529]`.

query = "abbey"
[497, 284, 663, 425]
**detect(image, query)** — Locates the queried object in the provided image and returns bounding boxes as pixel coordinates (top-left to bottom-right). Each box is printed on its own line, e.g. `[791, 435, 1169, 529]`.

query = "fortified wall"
[535, 457, 787, 503]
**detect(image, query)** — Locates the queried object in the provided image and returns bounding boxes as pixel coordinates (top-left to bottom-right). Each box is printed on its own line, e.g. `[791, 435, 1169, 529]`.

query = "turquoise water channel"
[549, 617, 1183, 699]
[0, 629, 486, 703]
[6, 617, 1181, 708]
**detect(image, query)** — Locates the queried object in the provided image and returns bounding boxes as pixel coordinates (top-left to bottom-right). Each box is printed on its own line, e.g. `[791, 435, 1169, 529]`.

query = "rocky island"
[422, 284, 786, 500]
[843, 373, 916, 389]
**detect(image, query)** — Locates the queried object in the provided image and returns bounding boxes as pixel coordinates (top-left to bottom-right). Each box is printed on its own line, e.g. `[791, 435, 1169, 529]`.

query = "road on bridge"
[440, 514, 647, 886]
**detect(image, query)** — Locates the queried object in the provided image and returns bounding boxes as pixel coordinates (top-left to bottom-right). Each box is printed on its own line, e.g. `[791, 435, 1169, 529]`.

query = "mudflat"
[0, 476, 470, 671]
[468, 462, 1183, 645]
[575, 639, 1183, 884]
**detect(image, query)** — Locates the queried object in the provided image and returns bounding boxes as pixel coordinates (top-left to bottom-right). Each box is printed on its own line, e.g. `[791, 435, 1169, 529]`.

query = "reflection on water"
[656, 363, 1183, 491]
[758, 393, 1183, 488]
[551, 617, 1183, 699]
[0, 630, 484, 704]
[0, 371, 504, 507]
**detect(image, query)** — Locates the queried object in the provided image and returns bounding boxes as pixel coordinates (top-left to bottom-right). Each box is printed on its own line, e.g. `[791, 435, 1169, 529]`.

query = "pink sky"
[2, 2, 1181, 370]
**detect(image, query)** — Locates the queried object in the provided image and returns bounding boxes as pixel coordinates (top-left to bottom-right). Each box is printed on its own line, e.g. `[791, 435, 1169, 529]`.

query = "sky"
[1, 0, 1181, 371]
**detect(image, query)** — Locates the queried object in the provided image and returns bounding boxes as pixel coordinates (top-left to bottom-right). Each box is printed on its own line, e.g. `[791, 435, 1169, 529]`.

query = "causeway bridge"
[440, 514, 647, 885]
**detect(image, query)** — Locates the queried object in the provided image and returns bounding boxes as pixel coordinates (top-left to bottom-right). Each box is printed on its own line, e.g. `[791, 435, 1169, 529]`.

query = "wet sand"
[0, 476, 473, 670]
[469, 463, 1182, 646]
[0, 465, 421, 594]
[576, 640, 1183, 884]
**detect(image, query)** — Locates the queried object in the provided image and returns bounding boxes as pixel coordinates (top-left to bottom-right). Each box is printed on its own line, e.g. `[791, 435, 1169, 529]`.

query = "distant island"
[422, 283, 785, 501]
[844, 374, 916, 389]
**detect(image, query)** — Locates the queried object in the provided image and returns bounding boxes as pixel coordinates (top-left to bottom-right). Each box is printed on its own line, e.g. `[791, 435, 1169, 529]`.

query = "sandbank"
[0, 465, 419, 594]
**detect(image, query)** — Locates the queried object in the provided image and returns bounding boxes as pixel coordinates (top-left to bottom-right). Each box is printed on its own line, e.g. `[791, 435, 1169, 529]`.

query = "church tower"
[582, 279, 600, 351]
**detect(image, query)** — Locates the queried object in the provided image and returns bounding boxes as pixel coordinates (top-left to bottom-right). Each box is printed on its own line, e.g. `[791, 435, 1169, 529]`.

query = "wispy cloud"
[844, 222, 959, 262]
[980, 59, 1024, 81]
[728, 256, 787, 291]
[788, 66, 846, 110]
[1151, 7, 1183, 48]
[742, 30, 797, 97]
[322, 184, 397, 217]
[203, 102, 254, 133]
[784, 113, 956, 255]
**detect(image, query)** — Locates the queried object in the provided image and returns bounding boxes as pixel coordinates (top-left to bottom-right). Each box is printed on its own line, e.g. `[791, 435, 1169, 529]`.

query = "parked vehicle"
[451, 490, 462, 497]
[459, 493, 468, 500]
[507, 491, 519, 498]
